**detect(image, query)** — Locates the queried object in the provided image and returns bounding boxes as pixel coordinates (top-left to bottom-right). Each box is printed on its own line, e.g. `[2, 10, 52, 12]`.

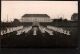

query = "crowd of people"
[16, 26, 32, 35]
[1, 25, 76, 48]
[0, 26, 23, 35]
[47, 26, 70, 35]
[39, 26, 53, 35]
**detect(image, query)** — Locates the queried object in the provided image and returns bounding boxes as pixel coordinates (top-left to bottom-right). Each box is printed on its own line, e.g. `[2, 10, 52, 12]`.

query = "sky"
[1, 1, 78, 22]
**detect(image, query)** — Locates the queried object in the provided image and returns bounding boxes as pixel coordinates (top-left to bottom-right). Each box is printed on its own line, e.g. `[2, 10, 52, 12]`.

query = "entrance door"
[32, 21, 39, 27]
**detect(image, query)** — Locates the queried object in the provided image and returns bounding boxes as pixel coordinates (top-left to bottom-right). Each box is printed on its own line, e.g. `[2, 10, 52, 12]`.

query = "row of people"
[0, 26, 23, 35]
[32, 27, 38, 35]
[45, 28, 53, 35]
[39, 26, 53, 35]
[47, 26, 70, 35]
[16, 26, 32, 35]
[39, 26, 46, 33]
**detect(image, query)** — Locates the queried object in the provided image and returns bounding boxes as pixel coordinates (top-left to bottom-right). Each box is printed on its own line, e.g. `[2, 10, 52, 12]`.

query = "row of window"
[22, 18, 52, 22]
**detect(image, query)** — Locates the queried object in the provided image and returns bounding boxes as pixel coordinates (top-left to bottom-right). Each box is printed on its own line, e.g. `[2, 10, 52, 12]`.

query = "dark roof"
[22, 14, 50, 18]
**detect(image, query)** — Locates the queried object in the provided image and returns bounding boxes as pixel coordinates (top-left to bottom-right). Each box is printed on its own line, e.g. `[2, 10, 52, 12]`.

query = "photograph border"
[0, 0, 79, 54]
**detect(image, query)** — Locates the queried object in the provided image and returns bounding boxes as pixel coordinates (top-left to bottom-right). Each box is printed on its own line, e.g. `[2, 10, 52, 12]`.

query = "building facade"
[21, 14, 52, 22]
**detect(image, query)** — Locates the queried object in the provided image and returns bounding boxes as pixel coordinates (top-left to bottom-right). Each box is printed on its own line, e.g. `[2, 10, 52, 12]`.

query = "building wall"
[22, 17, 52, 22]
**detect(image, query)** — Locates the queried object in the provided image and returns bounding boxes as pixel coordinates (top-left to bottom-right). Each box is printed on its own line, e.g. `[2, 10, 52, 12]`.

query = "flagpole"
[7, 14, 8, 22]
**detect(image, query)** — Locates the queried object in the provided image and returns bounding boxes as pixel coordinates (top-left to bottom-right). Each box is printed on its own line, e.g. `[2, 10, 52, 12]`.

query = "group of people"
[0, 26, 23, 35]
[39, 26, 45, 33]
[16, 26, 32, 35]
[39, 26, 53, 35]
[47, 26, 70, 35]
[1, 25, 70, 36]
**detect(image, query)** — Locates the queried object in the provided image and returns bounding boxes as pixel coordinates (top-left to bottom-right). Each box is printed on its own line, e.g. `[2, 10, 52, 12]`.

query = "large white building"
[21, 14, 52, 22]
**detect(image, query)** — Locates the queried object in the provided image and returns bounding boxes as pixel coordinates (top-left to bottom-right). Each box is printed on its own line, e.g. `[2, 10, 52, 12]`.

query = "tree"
[53, 19, 57, 22]
[13, 19, 20, 23]
[58, 17, 63, 22]
[52, 17, 63, 22]
[71, 13, 78, 21]
[63, 18, 67, 22]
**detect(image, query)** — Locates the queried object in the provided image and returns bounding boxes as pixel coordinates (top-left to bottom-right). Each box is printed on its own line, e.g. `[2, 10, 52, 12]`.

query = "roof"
[22, 14, 50, 18]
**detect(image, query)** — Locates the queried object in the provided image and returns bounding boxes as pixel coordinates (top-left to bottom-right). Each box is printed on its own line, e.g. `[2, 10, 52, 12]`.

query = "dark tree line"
[13, 19, 20, 23]
[52, 17, 67, 22]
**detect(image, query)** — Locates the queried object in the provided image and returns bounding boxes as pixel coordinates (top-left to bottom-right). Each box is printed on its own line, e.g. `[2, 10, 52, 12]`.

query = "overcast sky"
[1, 1, 78, 22]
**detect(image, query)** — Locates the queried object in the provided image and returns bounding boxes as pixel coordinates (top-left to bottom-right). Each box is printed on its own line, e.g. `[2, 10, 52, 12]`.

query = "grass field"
[0, 21, 78, 48]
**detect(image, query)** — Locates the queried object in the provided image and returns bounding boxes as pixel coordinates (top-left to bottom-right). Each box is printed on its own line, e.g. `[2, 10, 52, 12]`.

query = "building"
[21, 14, 52, 22]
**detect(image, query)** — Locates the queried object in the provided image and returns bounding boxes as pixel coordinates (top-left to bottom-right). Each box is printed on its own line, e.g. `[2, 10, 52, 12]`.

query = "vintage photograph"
[1, 1, 78, 48]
